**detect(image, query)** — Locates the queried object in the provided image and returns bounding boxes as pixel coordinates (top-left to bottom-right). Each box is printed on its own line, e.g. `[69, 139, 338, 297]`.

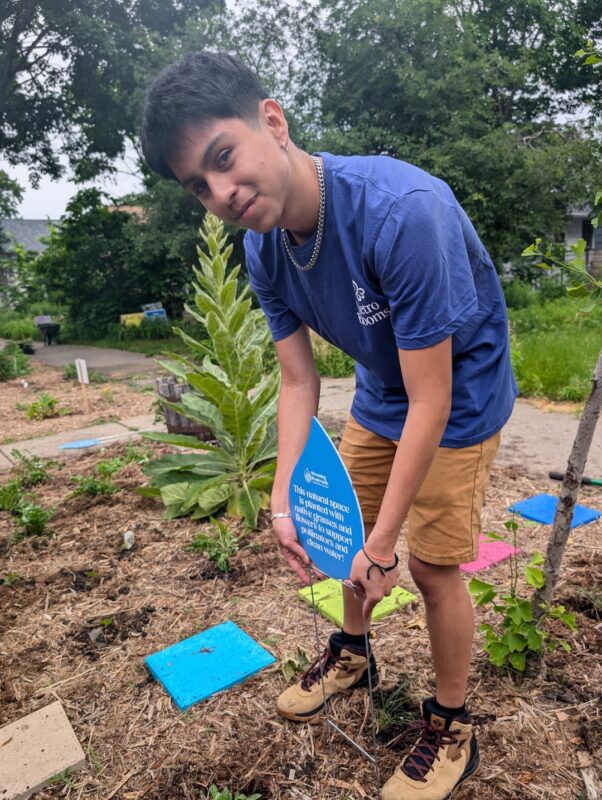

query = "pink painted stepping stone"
[460, 534, 519, 574]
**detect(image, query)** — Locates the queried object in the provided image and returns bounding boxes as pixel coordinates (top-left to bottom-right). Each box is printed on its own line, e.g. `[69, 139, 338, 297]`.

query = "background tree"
[0, 0, 218, 184]
[303, 0, 602, 266]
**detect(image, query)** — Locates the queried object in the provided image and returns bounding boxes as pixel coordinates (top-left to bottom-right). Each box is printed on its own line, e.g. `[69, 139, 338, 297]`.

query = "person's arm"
[350, 336, 452, 614]
[270, 324, 321, 583]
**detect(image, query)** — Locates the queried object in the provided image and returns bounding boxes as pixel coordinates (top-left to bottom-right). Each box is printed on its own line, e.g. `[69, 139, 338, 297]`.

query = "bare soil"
[0, 361, 155, 444]
[0, 434, 601, 800]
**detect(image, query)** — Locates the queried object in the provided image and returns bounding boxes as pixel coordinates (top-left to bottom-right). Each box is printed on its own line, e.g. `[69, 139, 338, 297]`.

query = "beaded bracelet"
[362, 547, 399, 580]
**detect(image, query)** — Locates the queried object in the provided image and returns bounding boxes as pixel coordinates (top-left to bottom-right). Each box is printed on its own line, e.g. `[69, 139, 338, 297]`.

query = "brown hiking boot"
[382, 698, 479, 800]
[277, 635, 378, 722]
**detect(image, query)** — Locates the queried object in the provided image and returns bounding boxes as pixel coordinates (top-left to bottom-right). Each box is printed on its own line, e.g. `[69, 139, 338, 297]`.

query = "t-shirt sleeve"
[372, 190, 479, 350]
[243, 234, 302, 342]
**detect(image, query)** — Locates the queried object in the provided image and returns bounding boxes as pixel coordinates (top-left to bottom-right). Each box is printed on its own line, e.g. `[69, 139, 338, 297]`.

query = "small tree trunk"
[532, 347, 602, 617]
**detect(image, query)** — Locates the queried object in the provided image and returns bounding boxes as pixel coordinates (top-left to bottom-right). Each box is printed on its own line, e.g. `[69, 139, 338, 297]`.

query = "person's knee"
[408, 554, 460, 601]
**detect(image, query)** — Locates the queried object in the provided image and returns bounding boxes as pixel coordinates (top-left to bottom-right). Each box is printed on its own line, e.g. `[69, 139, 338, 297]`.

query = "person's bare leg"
[342, 522, 375, 635]
[409, 554, 474, 708]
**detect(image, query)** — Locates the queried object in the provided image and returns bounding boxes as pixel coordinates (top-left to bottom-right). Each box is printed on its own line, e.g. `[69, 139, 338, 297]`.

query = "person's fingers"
[283, 551, 310, 584]
[285, 539, 310, 565]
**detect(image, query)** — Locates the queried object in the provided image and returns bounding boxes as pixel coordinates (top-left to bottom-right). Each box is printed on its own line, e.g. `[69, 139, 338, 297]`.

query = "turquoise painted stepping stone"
[298, 578, 416, 627]
[145, 621, 276, 711]
[509, 493, 601, 528]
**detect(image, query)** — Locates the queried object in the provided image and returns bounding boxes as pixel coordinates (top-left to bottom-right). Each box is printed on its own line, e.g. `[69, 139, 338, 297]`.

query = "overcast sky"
[1, 151, 144, 220]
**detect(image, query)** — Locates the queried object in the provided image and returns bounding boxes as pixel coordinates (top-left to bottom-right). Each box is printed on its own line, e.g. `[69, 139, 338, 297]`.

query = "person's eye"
[217, 148, 231, 168]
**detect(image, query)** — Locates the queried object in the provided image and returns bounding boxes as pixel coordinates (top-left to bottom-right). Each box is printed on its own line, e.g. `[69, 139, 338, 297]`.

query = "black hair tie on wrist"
[362, 547, 399, 580]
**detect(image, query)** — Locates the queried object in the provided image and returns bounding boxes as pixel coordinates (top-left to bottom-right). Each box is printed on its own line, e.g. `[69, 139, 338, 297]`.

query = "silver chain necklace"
[281, 155, 325, 272]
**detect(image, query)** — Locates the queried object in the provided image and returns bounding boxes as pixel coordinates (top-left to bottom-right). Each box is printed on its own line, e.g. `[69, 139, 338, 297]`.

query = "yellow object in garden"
[298, 578, 416, 626]
[120, 313, 145, 327]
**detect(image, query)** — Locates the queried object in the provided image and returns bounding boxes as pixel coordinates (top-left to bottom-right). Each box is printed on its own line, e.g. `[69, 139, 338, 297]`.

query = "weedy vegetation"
[187, 518, 240, 573]
[468, 520, 577, 672]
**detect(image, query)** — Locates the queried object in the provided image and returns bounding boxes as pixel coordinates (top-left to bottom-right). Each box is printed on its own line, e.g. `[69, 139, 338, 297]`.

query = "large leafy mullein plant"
[141, 214, 279, 528]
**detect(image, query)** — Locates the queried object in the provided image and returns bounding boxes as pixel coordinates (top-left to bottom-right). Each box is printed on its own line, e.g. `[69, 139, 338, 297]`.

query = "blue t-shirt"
[244, 153, 518, 447]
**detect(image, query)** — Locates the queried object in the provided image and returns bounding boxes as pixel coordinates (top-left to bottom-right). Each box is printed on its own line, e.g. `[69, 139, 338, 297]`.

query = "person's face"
[167, 101, 290, 233]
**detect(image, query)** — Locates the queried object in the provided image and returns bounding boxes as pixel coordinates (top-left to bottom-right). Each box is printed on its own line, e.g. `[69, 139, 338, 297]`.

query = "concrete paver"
[0, 419, 161, 467]
[0, 449, 14, 470]
[0, 701, 85, 800]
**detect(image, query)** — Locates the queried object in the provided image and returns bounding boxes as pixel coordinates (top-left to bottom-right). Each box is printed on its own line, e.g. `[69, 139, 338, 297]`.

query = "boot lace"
[300, 647, 350, 691]
[387, 719, 461, 782]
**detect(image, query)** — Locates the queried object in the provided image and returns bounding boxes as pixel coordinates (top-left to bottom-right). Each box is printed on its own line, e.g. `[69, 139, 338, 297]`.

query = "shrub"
[502, 279, 535, 310]
[25, 393, 69, 420]
[11, 450, 50, 487]
[142, 214, 279, 528]
[0, 341, 31, 381]
[71, 475, 118, 497]
[0, 479, 24, 512]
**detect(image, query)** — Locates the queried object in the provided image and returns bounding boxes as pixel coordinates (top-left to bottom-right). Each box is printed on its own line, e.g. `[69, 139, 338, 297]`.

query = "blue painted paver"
[145, 621, 276, 711]
[509, 493, 601, 528]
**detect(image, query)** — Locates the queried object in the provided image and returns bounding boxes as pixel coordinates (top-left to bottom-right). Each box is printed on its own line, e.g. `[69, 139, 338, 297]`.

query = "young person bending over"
[140, 51, 517, 800]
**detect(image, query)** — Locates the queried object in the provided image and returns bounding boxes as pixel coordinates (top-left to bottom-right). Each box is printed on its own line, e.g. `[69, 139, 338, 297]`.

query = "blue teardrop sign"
[289, 417, 364, 580]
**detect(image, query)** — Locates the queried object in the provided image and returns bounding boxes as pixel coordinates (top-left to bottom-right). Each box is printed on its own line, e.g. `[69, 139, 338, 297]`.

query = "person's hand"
[350, 548, 399, 619]
[272, 516, 311, 583]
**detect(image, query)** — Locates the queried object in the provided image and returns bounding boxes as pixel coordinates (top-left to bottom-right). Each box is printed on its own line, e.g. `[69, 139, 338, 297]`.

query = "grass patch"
[509, 298, 602, 402]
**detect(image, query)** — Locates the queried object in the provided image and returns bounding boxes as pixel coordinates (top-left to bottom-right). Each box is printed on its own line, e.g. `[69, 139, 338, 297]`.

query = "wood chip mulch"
[0, 434, 600, 800]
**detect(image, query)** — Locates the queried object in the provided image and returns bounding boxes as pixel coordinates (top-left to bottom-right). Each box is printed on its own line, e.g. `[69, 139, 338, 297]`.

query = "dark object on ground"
[19, 342, 35, 355]
[37, 323, 61, 345]
[549, 471, 602, 487]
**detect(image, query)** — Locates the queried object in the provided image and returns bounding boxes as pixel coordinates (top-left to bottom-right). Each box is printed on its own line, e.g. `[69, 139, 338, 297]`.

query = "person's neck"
[280, 149, 321, 245]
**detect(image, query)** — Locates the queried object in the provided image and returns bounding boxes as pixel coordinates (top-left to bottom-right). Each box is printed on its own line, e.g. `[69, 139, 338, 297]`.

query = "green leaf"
[558, 638, 572, 652]
[529, 552, 544, 566]
[507, 605, 523, 626]
[527, 627, 543, 652]
[509, 651, 527, 671]
[193, 480, 234, 517]
[136, 486, 161, 497]
[468, 577, 496, 594]
[142, 432, 219, 451]
[566, 284, 589, 298]
[524, 566, 545, 589]
[558, 612, 577, 631]
[219, 390, 253, 443]
[186, 372, 229, 407]
[518, 600, 533, 622]
[487, 641, 509, 661]
[238, 482, 262, 528]
[483, 531, 506, 542]
[507, 632, 527, 652]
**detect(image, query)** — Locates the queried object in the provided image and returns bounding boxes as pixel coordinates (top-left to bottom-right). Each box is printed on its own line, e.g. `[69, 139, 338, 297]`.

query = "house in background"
[0, 218, 56, 302]
[565, 207, 602, 276]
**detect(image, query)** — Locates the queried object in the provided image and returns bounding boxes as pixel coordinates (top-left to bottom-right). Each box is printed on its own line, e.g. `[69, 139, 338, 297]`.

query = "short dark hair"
[140, 51, 269, 180]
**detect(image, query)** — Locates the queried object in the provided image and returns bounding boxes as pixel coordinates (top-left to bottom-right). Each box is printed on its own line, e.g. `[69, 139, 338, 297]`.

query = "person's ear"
[260, 98, 288, 143]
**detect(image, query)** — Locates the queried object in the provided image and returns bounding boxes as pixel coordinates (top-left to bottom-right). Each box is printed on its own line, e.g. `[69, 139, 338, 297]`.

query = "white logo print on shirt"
[352, 280, 391, 326]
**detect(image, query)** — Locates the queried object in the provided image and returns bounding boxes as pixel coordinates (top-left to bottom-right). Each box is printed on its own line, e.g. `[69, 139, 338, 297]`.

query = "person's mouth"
[235, 195, 257, 221]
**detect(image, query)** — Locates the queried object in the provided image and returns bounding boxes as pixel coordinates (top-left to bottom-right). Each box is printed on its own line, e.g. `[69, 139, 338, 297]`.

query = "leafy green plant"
[0, 341, 31, 381]
[1, 572, 22, 586]
[25, 393, 70, 420]
[187, 518, 239, 573]
[280, 645, 311, 681]
[62, 361, 106, 383]
[0, 479, 24, 512]
[468, 520, 577, 672]
[71, 475, 118, 497]
[142, 214, 279, 528]
[16, 503, 53, 538]
[206, 786, 261, 800]
[96, 457, 126, 477]
[11, 449, 50, 487]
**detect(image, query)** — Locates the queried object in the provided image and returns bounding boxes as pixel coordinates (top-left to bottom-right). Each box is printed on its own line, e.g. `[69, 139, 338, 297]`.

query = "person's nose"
[210, 175, 237, 213]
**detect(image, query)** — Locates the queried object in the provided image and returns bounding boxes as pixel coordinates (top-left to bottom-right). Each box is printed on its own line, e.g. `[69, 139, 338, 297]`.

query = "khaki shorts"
[338, 416, 501, 565]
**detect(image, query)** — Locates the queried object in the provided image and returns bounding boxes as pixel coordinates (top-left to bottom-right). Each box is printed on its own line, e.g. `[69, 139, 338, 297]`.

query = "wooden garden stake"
[75, 358, 90, 414]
